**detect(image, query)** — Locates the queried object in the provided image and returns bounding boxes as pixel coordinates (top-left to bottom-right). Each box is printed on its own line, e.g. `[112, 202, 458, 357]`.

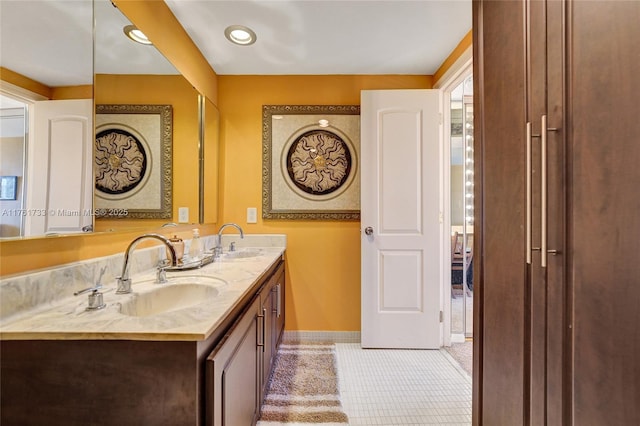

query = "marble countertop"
[0, 246, 285, 341]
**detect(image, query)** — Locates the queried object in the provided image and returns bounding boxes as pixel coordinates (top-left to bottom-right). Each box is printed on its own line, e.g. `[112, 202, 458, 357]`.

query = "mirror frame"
[199, 95, 220, 225]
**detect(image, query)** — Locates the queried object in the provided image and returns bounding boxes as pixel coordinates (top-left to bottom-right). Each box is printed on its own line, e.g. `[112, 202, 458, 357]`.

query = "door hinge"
[439, 310, 444, 323]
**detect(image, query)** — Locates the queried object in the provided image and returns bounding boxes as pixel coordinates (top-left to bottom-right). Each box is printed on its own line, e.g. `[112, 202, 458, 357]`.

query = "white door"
[361, 89, 442, 349]
[25, 99, 93, 235]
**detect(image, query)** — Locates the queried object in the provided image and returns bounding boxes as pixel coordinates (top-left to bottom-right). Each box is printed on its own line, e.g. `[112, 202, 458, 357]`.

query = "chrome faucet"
[116, 233, 178, 294]
[74, 266, 107, 311]
[214, 223, 244, 258]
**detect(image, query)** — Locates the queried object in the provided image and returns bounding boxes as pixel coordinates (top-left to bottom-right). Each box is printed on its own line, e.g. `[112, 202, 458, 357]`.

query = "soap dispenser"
[190, 228, 203, 261]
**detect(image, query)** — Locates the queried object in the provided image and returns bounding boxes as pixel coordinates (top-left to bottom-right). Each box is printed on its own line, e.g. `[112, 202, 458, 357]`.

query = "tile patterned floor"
[335, 343, 472, 425]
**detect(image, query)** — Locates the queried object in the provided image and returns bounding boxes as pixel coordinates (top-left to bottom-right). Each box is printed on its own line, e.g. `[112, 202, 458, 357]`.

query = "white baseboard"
[451, 333, 467, 343]
[282, 331, 361, 343]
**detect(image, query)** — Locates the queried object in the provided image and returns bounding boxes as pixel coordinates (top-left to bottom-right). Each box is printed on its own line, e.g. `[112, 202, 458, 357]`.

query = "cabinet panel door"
[206, 297, 260, 426]
[528, 1, 569, 424]
[569, 1, 640, 424]
[223, 318, 260, 426]
[260, 280, 274, 398]
[274, 269, 285, 347]
[526, 1, 549, 425]
[542, 0, 567, 423]
[474, 0, 528, 424]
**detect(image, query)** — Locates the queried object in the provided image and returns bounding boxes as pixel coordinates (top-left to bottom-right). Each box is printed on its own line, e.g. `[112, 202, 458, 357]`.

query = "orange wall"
[0, 223, 217, 277]
[217, 75, 432, 331]
[1, 67, 92, 100]
[94, 74, 200, 232]
[51, 85, 93, 100]
[1, 67, 52, 98]
[433, 30, 473, 85]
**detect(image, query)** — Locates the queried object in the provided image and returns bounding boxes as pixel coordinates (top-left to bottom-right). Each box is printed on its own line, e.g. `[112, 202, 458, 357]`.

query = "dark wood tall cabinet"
[473, 1, 640, 425]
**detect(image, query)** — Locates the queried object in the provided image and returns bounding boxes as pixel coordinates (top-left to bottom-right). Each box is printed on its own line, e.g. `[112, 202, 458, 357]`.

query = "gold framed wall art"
[95, 104, 172, 219]
[262, 105, 360, 220]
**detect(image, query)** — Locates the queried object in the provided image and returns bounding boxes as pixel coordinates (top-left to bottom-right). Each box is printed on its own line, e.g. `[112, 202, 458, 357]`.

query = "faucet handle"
[75, 266, 108, 296]
[74, 277, 106, 311]
[74, 284, 102, 296]
[156, 266, 168, 284]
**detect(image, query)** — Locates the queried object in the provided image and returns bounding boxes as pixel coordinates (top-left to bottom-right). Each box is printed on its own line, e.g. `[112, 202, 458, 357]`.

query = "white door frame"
[0, 84, 46, 236]
[434, 47, 472, 347]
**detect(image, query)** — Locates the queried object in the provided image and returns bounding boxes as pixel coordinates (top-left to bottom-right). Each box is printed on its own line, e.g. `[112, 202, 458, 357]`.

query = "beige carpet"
[444, 340, 473, 377]
[258, 342, 348, 425]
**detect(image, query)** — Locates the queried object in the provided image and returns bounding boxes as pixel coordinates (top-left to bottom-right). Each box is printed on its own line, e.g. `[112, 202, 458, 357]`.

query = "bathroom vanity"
[206, 260, 285, 426]
[0, 242, 285, 426]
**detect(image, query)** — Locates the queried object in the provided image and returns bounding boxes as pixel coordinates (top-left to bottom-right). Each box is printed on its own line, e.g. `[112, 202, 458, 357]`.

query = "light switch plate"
[178, 207, 189, 223]
[247, 207, 257, 224]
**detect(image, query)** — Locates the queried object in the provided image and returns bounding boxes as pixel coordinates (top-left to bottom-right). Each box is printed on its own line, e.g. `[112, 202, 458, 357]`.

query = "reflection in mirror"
[200, 97, 220, 224]
[0, 0, 93, 238]
[0, 97, 27, 238]
[94, 0, 200, 232]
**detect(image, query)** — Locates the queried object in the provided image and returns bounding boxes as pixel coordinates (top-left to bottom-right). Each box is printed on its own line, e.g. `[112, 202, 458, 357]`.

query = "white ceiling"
[0, 0, 94, 87]
[0, 0, 178, 88]
[95, 0, 179, 76]
[165, 0, 472, 75]
[0, 0, 471, 88]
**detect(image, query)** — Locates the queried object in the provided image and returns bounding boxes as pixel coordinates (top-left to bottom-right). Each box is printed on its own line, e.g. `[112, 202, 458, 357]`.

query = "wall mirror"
[0, 0, 217, 240]
[94, 0, 200, 232]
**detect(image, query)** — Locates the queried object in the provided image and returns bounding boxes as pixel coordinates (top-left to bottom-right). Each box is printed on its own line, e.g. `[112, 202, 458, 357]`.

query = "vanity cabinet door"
[260, 262, 286, 402]
[205, 259, 286, 426]
[260, 277, 275, 401]
[273, 268, 285, 349]
[206, 295, 261, 426]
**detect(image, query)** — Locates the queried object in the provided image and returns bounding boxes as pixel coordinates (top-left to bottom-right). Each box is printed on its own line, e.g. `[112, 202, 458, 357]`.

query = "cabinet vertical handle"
[276, 283, 281, 318]
[526, 121, 532, 265]
[541, 115, 548, 267]
[541, 115, 560, 267]
[257, 309, 266, 351]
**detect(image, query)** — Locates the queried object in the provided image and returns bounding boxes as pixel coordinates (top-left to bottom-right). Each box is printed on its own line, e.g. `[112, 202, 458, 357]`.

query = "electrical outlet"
[247, 207, 257, 224]
[178, 207, 189, 223]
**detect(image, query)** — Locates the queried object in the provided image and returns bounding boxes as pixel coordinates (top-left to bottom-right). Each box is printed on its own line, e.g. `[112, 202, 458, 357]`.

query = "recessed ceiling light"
[318, 119, 330, 128]
[123, 25, 152, 45]
[224, 25, 257, 46]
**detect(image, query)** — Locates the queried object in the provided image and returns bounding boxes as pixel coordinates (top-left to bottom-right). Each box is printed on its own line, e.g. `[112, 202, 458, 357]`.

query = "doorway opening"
[434, 45, 473, 350]
[449, 74, 474, 341]
[439, 66, 474, 377]
[0, 93, 28, 238]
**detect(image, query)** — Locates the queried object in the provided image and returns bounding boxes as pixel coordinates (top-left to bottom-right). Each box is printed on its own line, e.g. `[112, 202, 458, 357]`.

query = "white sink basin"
[135, 274, 228, 286]
[119, 284, 220, 317]
[223, 248, 262, 259]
